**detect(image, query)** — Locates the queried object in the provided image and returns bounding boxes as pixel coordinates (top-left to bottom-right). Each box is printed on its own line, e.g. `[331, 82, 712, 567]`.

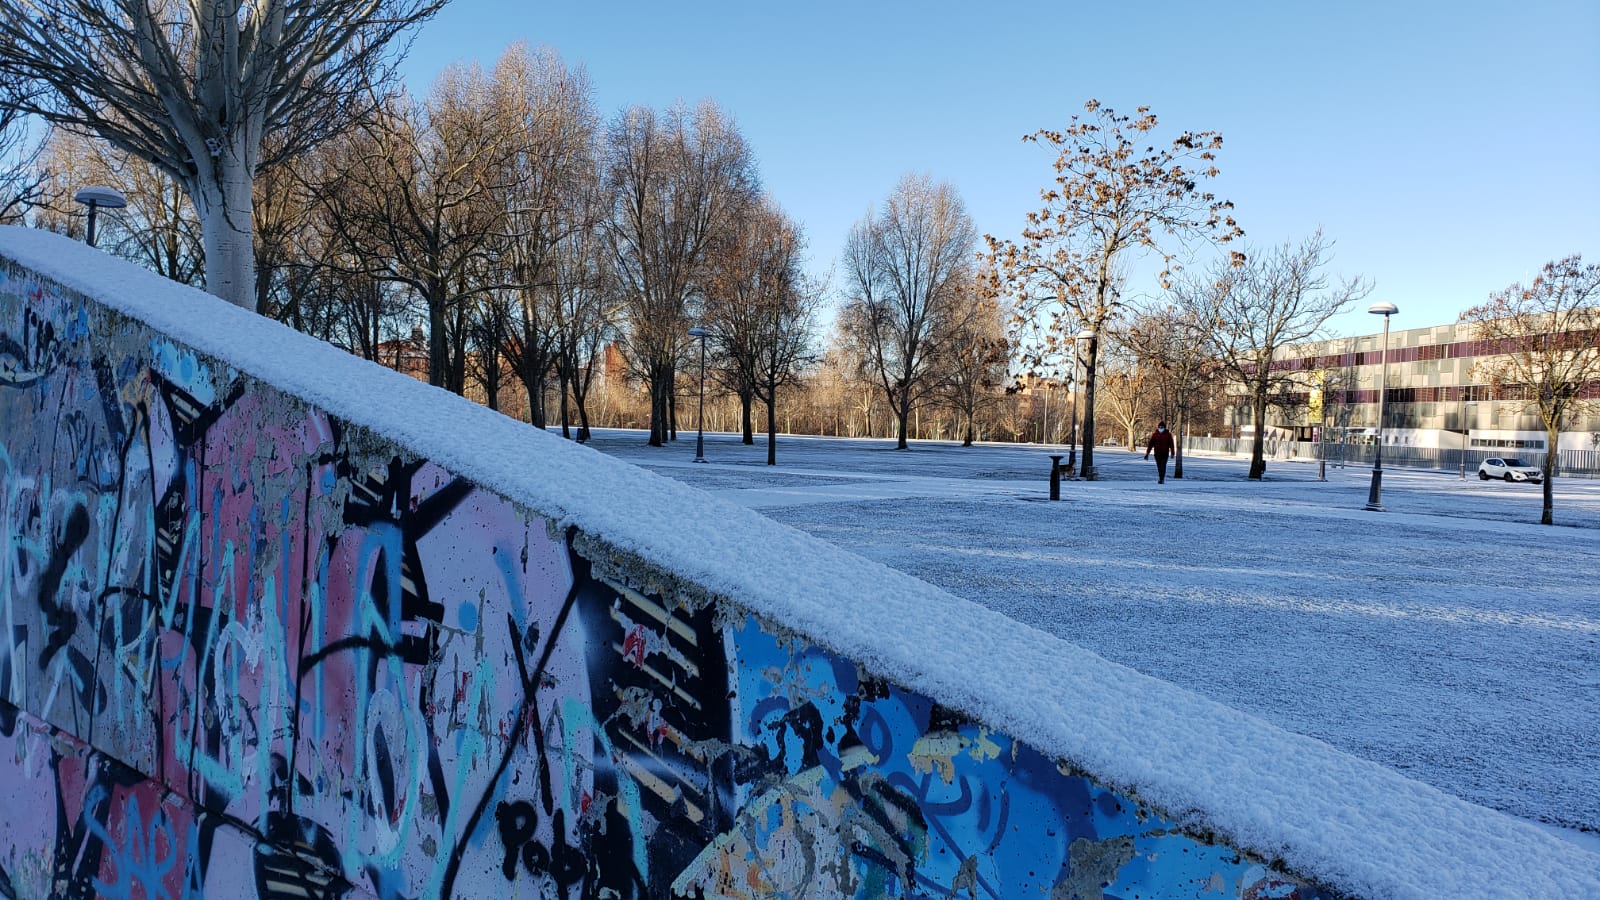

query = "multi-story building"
[1229, 319, 1600, 455]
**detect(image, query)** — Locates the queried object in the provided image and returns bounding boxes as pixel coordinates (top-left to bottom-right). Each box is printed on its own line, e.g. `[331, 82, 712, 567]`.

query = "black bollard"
[1049, 455, 1064, 500]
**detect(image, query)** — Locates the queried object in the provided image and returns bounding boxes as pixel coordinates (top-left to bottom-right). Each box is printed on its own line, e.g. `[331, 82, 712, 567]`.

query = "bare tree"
[489, 45, 598, 428]
[743, 206, 820, 464]
[1200, 230, 1371, 479]
[986, 100, 1243, 477]
[315, 70, 518, 393]
[702, 197, 819, 462]
[1307, 364, 1359, 478]
[1095, 342, 1152, 448]
[0, 0, 443, 308]
[940, 279, 1010, 446]
[841, 173, 978, 450]
[253, 140, 321, 315]
[0, 73, 47, 222]
[468, 291, 515, 412]
[550, 219, 618, 442]
[606, 100, 757, 446]
[287, 139, 416, 355]
[1121, 302, 1222, 478]
[307, 267, 411, 362]
[1460, 255, 1600, 525]
[811, 322, 883, 438]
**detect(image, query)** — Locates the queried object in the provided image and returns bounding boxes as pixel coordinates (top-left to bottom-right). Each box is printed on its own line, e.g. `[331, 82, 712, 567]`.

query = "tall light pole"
[1066, 328, 1095, 471]
[73, 186, 127, 247]
[688, 326, 708, 463]
[1317, 376, 1328, 482]
[1365, 302, 1398, 511]
[1459, 397, 1477, 479]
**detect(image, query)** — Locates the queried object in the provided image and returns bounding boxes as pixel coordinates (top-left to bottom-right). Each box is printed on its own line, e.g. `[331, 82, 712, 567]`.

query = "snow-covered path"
[587, 428, 1600, 849]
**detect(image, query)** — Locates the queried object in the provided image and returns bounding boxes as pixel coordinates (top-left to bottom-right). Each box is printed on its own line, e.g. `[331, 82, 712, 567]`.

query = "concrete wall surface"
[8, 227, 1593, 899]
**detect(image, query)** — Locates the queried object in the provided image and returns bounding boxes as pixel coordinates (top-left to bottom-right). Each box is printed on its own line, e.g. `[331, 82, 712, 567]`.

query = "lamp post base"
[1364, 468, 1384, 511]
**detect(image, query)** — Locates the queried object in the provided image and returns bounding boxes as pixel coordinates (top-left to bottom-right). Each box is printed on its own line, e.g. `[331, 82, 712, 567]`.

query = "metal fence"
[1183, 436, 1600, 479]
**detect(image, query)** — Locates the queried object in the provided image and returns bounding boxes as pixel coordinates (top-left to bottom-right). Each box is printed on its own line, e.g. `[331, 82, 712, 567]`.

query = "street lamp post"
[1066, 328, 1095, 472]
[1064, 372, 1077, 468]
[73, 186, 128, 247]
[688, 326, 708, 463]
[1318, 389, 1328, 482]
[1365, 302, 1398, 511]
[1459, 398, 1477, 479]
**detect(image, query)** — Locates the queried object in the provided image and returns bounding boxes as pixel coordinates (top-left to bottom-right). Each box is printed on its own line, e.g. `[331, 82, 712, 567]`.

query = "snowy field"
[583, 428, 1600, 852]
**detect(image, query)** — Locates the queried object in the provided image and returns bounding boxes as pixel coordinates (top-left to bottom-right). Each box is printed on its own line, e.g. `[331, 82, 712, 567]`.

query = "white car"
[1478, 457, 1543, 483]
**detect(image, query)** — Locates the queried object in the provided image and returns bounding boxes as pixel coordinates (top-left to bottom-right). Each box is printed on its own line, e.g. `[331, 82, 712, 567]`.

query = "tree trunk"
[648, 365, 669, 446]
[1248, 385, 1270, 479]
[1541, 419, 1559, 525]
[571, 366, 593, 443]
[191, 150, 256, 310]
[448, 298, 469, 395]
[483, 346, 501, 412]
[576, 401, 592, 443]
[766, 395, 778, 465]
[1172, 406, 1186, 479]
[895, 396, 910, 450]
[558, 370, 571, 439]
[741, 389, 755, 444]
[427, 284, 448, 390]
[668, 367, 679, 441]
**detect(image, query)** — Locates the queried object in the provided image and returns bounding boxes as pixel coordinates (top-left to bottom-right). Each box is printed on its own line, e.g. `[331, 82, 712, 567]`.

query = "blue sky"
[400, 1, 1599, 338]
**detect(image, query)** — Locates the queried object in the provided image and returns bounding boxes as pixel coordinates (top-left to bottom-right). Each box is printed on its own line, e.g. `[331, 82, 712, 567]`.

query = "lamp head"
[688, 326, 707, 338]
[1367, 302, 1398, 318]
[73, 186, 128, 209]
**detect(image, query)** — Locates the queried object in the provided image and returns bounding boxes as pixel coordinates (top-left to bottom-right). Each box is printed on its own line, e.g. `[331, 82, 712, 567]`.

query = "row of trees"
[0, 74, 1397, 474]
[3, 16, 1592, 500]
[2, 38, 827, 458]
[0, 0, 1372, 474]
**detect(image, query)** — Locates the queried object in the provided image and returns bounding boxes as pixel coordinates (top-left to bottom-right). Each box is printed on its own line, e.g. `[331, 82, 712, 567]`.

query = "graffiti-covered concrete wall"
[5, 228, 1595, 899]
[0, 236, 1340, 900]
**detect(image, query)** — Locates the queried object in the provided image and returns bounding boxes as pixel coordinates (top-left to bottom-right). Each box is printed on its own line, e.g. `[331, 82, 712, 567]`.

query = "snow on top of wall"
[2, 226, 1594, 898]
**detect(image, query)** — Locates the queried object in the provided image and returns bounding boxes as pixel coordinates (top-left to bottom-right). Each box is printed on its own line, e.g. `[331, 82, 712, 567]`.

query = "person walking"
[1145, 422, 1175, 483]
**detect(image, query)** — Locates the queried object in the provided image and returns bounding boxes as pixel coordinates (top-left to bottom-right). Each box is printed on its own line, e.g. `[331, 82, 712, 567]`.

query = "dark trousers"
[1154, 451, 1170, 483]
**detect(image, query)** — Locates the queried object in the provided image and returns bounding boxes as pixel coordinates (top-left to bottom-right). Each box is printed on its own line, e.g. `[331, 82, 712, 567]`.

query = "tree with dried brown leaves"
[985, 99, 1243, 478]
[1460, 255, 1600, 525]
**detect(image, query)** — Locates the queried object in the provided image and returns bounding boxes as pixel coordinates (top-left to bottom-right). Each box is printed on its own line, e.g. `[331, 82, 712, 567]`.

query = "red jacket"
[1146, 428, 1175, 455]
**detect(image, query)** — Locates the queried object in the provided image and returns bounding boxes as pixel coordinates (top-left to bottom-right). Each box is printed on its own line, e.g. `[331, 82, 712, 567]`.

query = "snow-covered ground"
[586, 428, 1600, 852]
